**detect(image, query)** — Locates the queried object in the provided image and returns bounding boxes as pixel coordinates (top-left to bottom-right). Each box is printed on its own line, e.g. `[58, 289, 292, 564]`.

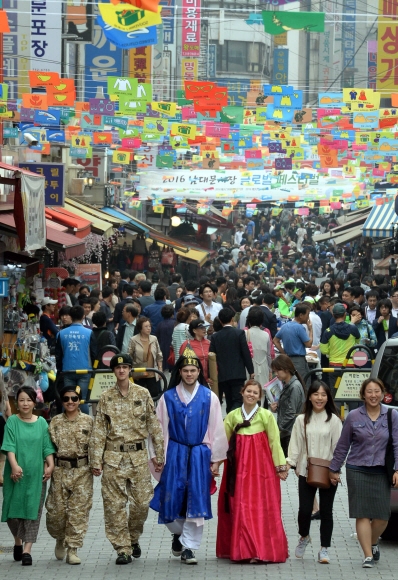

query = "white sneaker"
[295, 536, 311, 559]
[318, 547, 330, 564]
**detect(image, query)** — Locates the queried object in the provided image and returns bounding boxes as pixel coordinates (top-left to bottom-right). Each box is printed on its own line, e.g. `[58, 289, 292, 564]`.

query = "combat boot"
[54, 539, 66, 560]
[66, 548, 81, 565]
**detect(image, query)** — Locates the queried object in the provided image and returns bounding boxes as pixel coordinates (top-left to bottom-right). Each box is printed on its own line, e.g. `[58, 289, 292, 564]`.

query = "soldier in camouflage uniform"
[46, 384, 93, 565]
[90, 353, 164, 565]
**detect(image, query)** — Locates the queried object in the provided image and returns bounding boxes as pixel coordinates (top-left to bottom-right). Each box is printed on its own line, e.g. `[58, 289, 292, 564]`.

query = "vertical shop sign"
[318, 24, 334, 91]
[30, 0, 62, 74]
[84, 3, 122, 101]
[181, 57, 198, 81]
[342, 0, 356, 85]
[208, 44, 216, 79]
[182, 0, 200, 57]
[19, 162, 65, 206]
[159, 0, 175, 44]
[368, 40, 377, 89]
[377, 0, 398, 90]
[3, 0, 18, 99]
[272, 48, 288, 84]
[129, 45, 152, 83]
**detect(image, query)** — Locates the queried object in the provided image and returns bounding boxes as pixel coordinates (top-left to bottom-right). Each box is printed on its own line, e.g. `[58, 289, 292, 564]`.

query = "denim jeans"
[63, 373, 91, 415]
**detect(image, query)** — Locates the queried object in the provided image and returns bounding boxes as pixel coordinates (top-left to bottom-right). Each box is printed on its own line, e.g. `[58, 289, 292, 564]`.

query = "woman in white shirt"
[286, 380, 342, 565]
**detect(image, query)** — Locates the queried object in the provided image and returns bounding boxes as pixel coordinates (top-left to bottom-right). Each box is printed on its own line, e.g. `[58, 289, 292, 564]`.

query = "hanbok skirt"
[216, 431, 288, 562]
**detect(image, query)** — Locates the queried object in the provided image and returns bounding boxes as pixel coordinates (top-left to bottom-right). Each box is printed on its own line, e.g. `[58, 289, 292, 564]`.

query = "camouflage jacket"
[89, 380, 164, 469]
[49, 411, 93, 458]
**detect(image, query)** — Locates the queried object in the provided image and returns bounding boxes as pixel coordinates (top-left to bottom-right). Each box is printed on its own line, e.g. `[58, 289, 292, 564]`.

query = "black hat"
[110, 353, 133, 370]
[188, 319, 206, 337]
[59, 385, 82, 399]
[176, 345, 200, 369]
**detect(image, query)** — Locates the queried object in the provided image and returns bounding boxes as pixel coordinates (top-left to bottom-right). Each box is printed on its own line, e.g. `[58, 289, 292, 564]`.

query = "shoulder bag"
[305, 422, 331, 489]
[385, 408, 395, 484]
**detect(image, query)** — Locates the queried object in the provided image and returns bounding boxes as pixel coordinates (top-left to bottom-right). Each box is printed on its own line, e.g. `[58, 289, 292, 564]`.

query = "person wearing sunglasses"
[45, 385, 94, 566]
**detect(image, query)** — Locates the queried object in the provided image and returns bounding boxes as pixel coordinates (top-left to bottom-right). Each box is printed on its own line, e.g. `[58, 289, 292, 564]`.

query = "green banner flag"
[262, 11, 325, 35]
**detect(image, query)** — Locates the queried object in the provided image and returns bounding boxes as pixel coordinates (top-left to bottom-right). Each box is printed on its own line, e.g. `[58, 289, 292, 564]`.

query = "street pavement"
[1, 465, 398, 580]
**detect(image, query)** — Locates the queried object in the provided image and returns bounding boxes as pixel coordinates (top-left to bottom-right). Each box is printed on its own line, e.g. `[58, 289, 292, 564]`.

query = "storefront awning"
[101, 206, 149, 235]
[64, 200, 113, 238]
[315, 211, 371, 242]
[0, 212, 86, 259]
[362, 202, 398, 238]
[66, 198, 125, 228]
[332, 227, 363, 246]
[146, 237, 209, 266]
[46, 207, 91, 238]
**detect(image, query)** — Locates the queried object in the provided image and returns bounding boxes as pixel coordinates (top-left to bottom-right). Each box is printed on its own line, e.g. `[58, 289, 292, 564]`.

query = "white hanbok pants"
[166, 519, 204, 549]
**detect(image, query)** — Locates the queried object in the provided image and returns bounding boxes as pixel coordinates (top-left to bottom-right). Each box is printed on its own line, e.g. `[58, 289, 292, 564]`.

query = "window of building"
[217, 41, 265, 74]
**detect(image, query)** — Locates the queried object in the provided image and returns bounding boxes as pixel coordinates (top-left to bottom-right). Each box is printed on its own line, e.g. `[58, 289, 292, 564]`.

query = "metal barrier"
[55, 368, 167, 404]
[332, 344, 375, 393]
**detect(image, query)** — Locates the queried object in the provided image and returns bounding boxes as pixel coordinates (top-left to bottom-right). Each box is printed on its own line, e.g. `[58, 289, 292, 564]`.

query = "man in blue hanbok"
[150, 347, 228, 564]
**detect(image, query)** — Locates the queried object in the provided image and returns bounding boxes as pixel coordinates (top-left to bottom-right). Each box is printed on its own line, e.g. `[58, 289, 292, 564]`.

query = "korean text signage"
[377, 0, 398, 90]
[368, 40, 377, 89]
[20, 162, 65, 206]
[272, 49, 288, 85]
[181, 57, 198, 81]
[160, 0, 175, 44]
[342, 0, 356, 86]
[182, 0, 200, 57]
[30, 0, 62, 74]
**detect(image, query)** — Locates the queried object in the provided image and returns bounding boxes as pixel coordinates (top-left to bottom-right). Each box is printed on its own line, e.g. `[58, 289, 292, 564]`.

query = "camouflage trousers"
[102, 456, 153, 555]
[46, 466, 93, 548]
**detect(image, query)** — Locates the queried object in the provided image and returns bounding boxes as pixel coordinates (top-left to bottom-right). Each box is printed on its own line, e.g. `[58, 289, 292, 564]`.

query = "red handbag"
[167, 346, 175, 367]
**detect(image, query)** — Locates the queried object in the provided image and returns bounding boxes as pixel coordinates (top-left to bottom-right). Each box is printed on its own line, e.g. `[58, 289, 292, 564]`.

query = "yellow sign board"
[90, 372, 115, 401]
[98, 4, 162, 33]
[181, 58, 198, 82]
[335, 371, 370, 400]
[274, 33, 288, 46]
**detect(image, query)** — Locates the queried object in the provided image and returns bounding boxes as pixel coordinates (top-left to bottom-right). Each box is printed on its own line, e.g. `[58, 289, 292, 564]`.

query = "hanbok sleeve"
[208, 392, 228, 462]
[262, 410, 286, 468]
[1, 415, 16, 454]
[223, 412, 235, 442]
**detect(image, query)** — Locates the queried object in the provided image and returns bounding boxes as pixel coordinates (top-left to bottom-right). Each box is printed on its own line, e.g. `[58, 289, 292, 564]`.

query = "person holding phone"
[1, 386, 55, 566]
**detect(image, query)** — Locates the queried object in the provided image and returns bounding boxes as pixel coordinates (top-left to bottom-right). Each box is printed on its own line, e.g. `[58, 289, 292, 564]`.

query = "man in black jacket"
[259, 293, 278, 338]
[113, 284, 135, 328]
[209, 308, 254, 413]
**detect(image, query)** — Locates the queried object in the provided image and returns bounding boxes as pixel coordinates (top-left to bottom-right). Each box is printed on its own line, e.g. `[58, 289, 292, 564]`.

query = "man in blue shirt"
[273, 303, 313, 386]
[142, 286, 167, 333]
[245, 218, 255, 243]
[55, 305, 97, 414]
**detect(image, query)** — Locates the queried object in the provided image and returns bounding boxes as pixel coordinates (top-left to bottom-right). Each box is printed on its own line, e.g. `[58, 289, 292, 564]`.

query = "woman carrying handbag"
[286, 380, 342, 564]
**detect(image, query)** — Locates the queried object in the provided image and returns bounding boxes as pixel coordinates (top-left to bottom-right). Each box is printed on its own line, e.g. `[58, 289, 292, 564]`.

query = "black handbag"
[385, 408, 396, 484]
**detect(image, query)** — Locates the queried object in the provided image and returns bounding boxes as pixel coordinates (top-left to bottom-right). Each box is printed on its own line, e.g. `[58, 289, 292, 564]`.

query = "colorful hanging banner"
[262, 11, 325, 35]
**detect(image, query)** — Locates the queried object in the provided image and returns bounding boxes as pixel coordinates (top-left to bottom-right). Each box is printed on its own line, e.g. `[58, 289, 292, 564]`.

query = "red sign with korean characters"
[182, 0, 201, 57]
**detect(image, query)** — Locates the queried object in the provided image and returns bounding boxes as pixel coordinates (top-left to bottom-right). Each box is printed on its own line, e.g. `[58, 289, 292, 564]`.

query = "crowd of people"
[1, 209, 398, 569]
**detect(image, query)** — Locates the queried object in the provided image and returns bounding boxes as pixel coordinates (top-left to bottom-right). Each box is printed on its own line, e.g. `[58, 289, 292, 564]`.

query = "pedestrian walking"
[1, 386, 55, 566]
[329, 378, 398, 568]
[150, 348, 228, 565]
[287, 380, 342, 564]
[89, 354, 164, 565]
[216, 379, 288, 563]
[46, 384, 94, 565]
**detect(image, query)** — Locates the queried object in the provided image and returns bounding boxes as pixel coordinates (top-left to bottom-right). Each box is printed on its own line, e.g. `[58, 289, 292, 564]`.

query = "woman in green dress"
[1, 386, 55, 566]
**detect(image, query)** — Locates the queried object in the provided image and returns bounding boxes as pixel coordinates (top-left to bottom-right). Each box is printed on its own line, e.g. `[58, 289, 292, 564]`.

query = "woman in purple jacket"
[329, 378, 398, 569]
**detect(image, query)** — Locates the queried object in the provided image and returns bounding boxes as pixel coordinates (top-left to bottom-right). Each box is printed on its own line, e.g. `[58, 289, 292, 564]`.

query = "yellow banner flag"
[98, 4, 162, 32]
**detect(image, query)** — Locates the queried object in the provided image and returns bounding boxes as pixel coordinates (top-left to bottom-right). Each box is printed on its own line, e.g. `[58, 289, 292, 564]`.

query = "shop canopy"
[64, 199, 114, 238]
[315, 210, 371, 242]
[106, 206, 211, 265]
[362, 202, 398, 238]
[45, 207, 91, 238]
[101, 206, 149, 235]
[331, 227, 363, 247]
[0, 212, 86, 259]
